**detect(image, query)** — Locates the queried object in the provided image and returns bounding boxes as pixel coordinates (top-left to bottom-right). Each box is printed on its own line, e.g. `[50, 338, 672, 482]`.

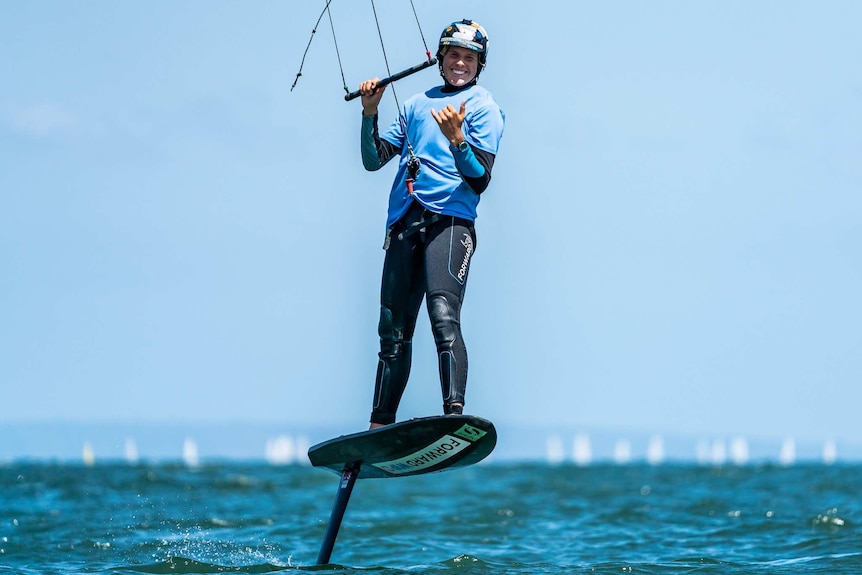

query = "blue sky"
[2, 1, 860, 449]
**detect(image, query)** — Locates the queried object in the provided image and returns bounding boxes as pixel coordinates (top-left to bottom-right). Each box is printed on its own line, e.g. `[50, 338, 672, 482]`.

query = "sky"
[2, 1, 861, 455]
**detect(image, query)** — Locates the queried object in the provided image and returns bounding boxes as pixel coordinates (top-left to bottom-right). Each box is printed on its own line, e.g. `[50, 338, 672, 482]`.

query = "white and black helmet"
[436, 19, 489, 77]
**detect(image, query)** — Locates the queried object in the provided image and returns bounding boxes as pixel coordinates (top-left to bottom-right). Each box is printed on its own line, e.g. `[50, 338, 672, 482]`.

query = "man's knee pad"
[378, 304, 411, 357]
[427, 293, 460, 346]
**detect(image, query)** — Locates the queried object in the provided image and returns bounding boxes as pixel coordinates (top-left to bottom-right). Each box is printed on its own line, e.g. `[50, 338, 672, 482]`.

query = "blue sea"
[1, 462, 859, 574]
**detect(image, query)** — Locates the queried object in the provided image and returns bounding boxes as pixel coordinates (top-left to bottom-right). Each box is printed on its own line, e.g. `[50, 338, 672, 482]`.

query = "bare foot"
[369, 422, 387, 430]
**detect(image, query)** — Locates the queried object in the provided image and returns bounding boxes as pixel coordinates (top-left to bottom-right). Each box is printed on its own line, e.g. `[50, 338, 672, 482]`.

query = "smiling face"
[441, 46, 480, 87]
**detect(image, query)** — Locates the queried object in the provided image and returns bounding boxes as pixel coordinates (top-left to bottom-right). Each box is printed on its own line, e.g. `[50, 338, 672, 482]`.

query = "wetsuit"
[361, 82, 505, 425]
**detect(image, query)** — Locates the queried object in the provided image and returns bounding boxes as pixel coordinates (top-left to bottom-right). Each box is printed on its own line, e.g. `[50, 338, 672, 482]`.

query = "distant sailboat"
[265, 435, 296, 465]
[124, 438, 139, 464]
[822, 440, 837, 464]
[779, 437, 796, 465]
[183, 438, 200, 467]
[572, 434, 592, 466]
[730, 437, 749, 465]
[82, 441, 96, 466]
[613, 439, 632, 465]
[646, 436, 665, 465]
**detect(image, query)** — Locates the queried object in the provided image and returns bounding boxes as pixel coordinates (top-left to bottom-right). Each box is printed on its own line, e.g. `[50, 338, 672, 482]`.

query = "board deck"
[308, 415, 496, 479]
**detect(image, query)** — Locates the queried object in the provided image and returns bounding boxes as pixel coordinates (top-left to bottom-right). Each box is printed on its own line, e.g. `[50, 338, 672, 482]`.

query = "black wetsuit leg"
[423, 215, 476, 415]
[370, 201, 477, 425]
[370, 205, 426, 425]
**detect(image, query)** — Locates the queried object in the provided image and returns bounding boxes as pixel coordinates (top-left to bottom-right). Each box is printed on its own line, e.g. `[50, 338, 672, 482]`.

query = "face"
[441, 46, 480, 87]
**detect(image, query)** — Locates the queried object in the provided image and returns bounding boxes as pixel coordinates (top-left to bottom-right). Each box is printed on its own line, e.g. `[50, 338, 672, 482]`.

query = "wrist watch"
[451, 140, 470, 153]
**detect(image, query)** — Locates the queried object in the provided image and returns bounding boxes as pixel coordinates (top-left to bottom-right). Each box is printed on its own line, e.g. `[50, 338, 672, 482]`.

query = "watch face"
[458, 141, 470, 152]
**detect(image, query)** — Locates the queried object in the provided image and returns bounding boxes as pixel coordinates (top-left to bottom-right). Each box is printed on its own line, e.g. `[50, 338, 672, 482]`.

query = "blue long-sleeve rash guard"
[361, 113, 496, 194]
[361, 84, 505, 227]
[360, 82, 504, 230]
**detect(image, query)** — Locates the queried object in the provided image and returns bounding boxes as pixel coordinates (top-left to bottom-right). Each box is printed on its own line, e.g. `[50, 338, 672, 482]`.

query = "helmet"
[437, 19, 489, 74]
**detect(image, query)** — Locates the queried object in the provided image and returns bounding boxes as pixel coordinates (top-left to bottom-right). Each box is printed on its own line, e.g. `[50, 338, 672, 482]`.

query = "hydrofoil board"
[308, 414, 496, 479]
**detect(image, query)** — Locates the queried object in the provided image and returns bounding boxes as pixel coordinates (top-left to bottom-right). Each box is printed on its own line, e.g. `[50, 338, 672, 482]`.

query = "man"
[358, 19, 505, 429]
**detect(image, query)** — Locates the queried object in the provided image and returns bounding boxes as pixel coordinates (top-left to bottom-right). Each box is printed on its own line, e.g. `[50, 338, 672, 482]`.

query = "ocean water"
[1, 462, 859, 574]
